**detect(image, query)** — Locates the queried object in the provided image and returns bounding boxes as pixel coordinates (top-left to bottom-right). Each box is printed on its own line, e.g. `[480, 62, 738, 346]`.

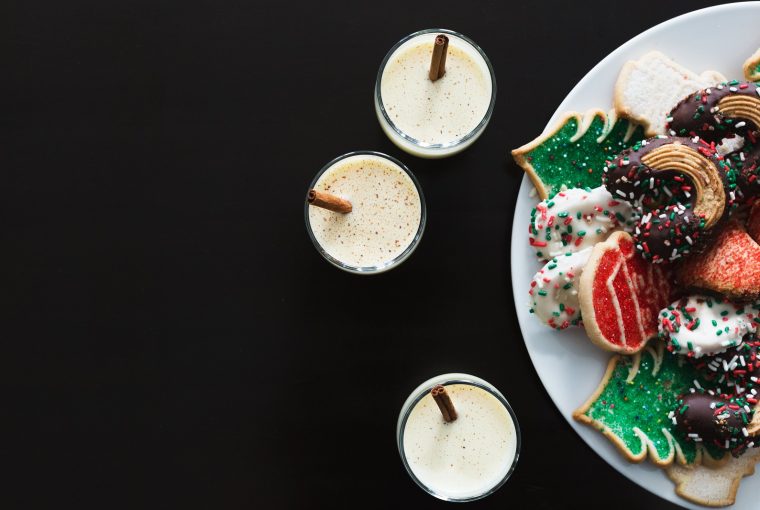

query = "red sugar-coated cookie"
[748, 199, 760, 245]
[579, 231, 673, 354]
[677, 220, 760, 301]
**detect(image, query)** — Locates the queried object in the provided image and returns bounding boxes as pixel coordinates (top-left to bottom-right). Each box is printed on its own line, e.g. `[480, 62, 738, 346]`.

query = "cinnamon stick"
[307, 189, 352, 214]
[428, 35, 449, 82]
[431, 384, 457, 422]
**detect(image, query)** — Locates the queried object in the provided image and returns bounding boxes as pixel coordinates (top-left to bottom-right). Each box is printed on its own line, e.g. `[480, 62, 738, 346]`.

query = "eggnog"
[375, 29, 496, 158]
[305, 152, 425, 273]
[397, 374, 520, 501]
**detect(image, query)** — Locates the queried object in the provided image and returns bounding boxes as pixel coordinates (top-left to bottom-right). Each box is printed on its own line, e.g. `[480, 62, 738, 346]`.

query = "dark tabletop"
[5, 0, 743, 508]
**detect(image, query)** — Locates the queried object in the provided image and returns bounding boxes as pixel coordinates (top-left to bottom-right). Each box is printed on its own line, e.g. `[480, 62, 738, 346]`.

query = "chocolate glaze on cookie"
[667, 81, 760, 141]
[673, 392, 757, 455]
[603, 136, 734, 262]
[668, 81, 760, 198]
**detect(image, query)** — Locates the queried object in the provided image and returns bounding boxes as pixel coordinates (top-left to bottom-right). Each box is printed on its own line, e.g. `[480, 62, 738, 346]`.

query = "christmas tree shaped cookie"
[512, 110, 644, 200]
[573, 344, 725, 467]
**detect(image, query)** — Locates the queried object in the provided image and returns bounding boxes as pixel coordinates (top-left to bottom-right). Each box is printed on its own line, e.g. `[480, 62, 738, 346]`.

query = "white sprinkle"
[649, 177, 654, 189]
[669, 129, 676, 136]
[685, 236, 693, 245]
[662, 186, 673, 197]
[735, 121, 746, 129]
[730, 86, 738, 92]
[616, 189, 626, 198]
[743, 428, 749, 437]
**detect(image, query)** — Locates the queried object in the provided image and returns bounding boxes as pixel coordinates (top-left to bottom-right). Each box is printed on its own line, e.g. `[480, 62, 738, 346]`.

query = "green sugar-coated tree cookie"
[512, 110, 645, 200]
[574, 344, 725, 467]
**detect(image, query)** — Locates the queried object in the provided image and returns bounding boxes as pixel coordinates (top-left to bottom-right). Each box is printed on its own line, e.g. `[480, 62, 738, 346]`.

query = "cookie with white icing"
[529, 186, 635, 260]
[529, 248, 591, 330]
[614, 51, 726, 136]
[658, 295, 757, 357]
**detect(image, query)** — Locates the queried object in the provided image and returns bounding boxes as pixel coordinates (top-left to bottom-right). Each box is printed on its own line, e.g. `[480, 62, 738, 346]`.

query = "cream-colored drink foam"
[380, 41, 491, 145]
[308, 155, 421, 268]
[402, 384, 517, 499]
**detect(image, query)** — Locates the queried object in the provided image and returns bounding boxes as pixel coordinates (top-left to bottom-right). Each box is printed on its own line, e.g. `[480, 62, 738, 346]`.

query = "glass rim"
[304, 151, 426, 275]
[396, 373, 521, 502]
[374, 28, 497, 150]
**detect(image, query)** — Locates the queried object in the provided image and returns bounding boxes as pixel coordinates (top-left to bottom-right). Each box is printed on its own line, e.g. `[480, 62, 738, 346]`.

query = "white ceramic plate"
[511, 3, 760, 508]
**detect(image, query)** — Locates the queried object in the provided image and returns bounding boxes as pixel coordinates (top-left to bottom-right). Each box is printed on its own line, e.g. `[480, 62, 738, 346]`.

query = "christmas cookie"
[745, 48, 760, 82]
[604, 136, 735, 263]
[687, 334, 760, 387]
[573, 344, 725, 466]
[667, 81, 760, 142]
[613, 51, 726, 136]
[666, 446, 760, 507]
[672, 392, 757, 456]
[579, 231, 673, 354]
[658, 295, 758, 358]
[529, 248, 591, 330]
[528, 186, 635, 260]
[677, 220, 760, 301]
[512, 109, 644, 200]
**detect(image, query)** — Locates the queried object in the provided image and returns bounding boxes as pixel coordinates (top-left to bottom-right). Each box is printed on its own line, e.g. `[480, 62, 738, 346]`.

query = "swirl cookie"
[604, 136, 735, 262]
[668, 81, 760, 143]
[528, 186, 635, 260]
[529, 248, 591, 330]
[658, 295, 758, 358]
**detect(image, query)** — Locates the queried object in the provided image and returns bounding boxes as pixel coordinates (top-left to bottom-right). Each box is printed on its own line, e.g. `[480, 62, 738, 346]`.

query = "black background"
[4, 0, 747, 508]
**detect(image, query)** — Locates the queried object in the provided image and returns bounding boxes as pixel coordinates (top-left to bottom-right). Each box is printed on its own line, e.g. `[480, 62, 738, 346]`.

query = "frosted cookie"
[573, 344, 726, 466]
[512, 109, 644, 200]
[687, 335, 760, 387]
[614, 51, 726, 136]
[677, 220, 760, 301]
[745, 48, 760, 82]
[528, 249, 591, 330]
[528, 186, 635, 260]
[658, 296, 757, 358]
[666, 446, 760, 507]
[579, 231, 672, 354]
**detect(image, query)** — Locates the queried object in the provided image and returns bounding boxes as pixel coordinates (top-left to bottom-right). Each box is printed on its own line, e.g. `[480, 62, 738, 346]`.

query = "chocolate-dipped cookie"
[672, 392, 757, 456]
[603, 136, 736, 262]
